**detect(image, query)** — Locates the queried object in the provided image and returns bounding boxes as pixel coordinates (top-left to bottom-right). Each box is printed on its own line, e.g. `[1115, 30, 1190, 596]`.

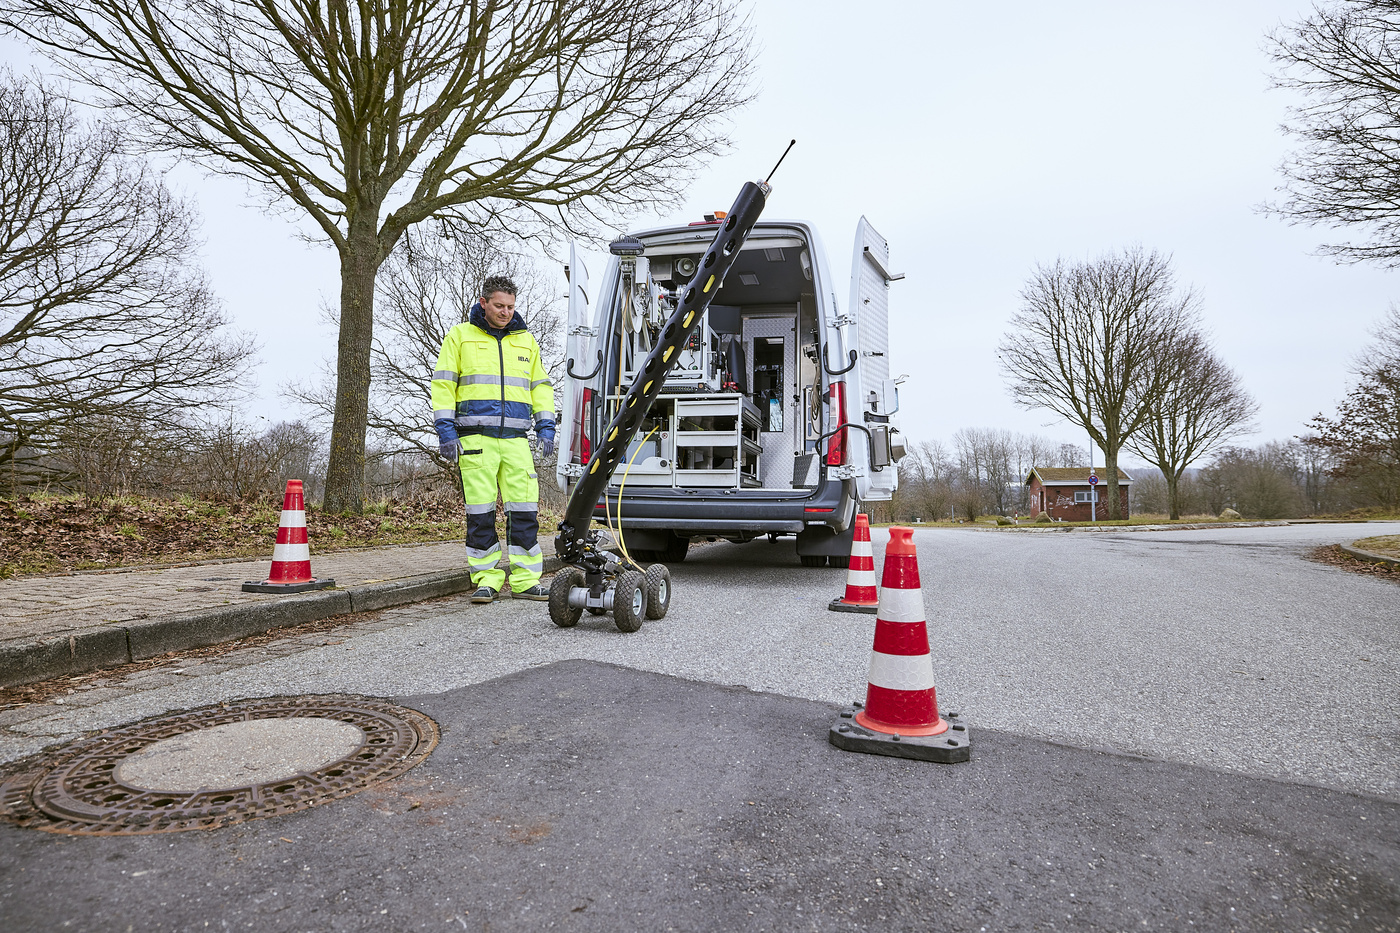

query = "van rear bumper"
[591, 478, 854, 536]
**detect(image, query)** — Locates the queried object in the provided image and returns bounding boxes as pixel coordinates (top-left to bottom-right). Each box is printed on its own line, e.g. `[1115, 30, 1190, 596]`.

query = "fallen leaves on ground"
[1307, 544, 1400, 583]
[0, 494, 473, 577]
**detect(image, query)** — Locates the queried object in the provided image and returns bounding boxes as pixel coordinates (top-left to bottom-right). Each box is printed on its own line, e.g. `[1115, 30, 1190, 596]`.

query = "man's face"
[481, 290, 516, 330]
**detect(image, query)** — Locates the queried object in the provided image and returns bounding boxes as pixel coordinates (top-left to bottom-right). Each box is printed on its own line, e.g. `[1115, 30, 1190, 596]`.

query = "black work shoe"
[511, 584, 549, 601]
[470, 586, 497, 604]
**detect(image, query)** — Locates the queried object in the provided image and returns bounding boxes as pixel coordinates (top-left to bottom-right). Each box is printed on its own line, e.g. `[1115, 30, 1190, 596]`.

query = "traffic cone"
[828, 512, 878, 613]
[828, 526, 970, 763]
[241, 480, 335, 594]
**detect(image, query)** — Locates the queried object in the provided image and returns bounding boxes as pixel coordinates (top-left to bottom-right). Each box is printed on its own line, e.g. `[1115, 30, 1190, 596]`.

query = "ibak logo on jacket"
[430, 304, 555, 440]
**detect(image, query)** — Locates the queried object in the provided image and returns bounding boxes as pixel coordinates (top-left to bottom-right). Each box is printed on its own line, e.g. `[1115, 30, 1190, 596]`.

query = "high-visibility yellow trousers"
[457, 435, 542, 593]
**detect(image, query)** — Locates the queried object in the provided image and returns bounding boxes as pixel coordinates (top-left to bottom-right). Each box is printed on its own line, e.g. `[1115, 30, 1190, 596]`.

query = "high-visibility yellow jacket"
[432, 306, 555, 439]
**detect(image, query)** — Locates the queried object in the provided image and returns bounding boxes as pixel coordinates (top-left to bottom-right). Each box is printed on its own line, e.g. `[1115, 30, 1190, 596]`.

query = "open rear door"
[554, 243, 593, 492]
[846, 218, 903, 502]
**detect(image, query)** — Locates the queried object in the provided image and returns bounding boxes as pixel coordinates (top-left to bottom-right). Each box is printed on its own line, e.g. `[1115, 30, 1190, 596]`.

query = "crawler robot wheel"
[549, 568, 584, 628]
[613, 570, 646, 633]
[643, 563, 672, 620]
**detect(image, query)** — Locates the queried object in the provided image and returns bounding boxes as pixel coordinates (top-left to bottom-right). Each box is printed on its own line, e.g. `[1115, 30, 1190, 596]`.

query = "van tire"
[799, 554, 825, 568]
[828, 555, 850, 569]
[661, 535, 689, 563]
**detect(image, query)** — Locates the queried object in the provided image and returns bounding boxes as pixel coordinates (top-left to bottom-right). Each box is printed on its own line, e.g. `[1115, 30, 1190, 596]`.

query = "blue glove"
[434, 418, 459, 460]
[536, 420, 556, 458]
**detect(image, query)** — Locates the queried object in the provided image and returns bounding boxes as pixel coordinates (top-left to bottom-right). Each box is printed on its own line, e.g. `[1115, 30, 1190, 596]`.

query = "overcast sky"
[6, 1, 1396, 466]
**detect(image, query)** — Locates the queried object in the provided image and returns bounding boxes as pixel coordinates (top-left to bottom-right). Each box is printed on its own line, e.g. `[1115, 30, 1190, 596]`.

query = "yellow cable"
[608, 423, 659, 571]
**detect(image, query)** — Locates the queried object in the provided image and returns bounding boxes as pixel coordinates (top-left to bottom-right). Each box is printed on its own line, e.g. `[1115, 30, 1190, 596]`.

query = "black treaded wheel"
[799, 554, 825, 567]
[660, 535, 689, 563]
[828, 555, 850, 569]
[549, 568, 584, 627]
[628, 548, 661, 564]
[643, 563, 672, 620]
[613, 570, 645, 633]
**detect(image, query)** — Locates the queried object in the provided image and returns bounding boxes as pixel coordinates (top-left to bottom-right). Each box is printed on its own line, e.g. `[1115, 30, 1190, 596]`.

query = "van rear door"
[555, 243, 593, 492]
[846, 218, 902, 501]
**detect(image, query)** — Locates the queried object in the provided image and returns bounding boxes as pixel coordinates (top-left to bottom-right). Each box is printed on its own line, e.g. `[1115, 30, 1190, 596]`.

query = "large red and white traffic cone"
[828, 512, 878, 614]
[242, 480, 335, 594]
[829, 526, 969, 762]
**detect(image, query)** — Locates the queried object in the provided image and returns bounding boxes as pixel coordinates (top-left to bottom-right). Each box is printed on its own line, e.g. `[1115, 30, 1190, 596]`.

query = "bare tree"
[0, 70, 254, 496]
[2, 0, 754, 512]
[1269, 2, 1400, 266]
[1304, 362, 1400, 510]
[897, 440, 955, 522]
[1127, 330, 1257, 519]
[998, 248, 1193, 519]
[288, 227, 563, 480]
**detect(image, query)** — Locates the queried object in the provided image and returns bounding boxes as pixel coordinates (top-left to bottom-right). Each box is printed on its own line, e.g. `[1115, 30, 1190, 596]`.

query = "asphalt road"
[2, 522, 1398, 931]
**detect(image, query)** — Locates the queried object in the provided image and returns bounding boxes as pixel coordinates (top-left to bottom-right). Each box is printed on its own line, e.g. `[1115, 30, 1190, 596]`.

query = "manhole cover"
[0, 696, 438, 836]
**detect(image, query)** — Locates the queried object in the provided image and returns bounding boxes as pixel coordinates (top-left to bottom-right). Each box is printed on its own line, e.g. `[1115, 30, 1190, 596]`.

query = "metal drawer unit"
[672, 395, 762, 488]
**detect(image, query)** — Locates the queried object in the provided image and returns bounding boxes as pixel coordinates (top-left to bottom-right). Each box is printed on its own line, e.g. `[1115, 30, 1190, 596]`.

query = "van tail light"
[826, 382, 847, 466]
[573, 388, 594, 463]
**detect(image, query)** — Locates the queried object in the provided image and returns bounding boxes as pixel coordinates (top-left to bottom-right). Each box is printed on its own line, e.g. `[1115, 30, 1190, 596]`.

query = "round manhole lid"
[0, 696, 438, 836]
[116, 717, 365, 792]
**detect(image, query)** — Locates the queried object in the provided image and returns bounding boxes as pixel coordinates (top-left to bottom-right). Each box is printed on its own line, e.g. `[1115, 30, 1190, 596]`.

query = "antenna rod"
[765, 139, 796, 184]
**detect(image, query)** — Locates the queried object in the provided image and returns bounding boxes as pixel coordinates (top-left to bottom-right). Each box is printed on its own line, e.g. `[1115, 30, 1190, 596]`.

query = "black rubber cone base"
[828, 597, 878, 614]
[828, 705, 971, 763]
[241, 578, 335, 594]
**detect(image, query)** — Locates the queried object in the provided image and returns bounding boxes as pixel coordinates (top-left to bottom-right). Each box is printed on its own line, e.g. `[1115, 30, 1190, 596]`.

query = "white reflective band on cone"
[271, 543, 311, 562]
[875, 586, 925, 623]
[846, 569, 877, 586]
[852, 540, 872, 554]
[278, 511, 307, 529]
[867, 651, 937, 691]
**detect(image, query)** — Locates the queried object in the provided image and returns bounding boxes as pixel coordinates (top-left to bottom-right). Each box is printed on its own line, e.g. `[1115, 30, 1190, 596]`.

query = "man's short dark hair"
[481, 275, 517, 300]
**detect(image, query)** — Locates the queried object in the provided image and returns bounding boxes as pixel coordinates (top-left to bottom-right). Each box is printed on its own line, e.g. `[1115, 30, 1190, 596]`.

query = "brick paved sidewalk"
[0, 539, 562, 687]
[1, 542, 476, 643]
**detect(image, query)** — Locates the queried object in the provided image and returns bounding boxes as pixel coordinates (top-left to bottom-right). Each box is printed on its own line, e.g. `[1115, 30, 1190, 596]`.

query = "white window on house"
[1074, 490, 1099, 503]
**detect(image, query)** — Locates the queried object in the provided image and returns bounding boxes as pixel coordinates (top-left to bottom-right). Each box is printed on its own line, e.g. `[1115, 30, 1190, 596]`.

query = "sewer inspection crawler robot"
[549, 177, 773, 631]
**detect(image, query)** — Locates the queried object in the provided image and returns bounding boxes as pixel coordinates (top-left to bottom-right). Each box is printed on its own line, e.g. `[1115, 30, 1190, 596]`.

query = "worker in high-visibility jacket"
[432, 276, 555, 603]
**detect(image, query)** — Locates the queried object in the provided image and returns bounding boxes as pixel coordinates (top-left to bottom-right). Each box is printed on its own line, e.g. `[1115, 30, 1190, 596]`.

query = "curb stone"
[0, 558, 561, 689]
[1339, 543, 1400, 570]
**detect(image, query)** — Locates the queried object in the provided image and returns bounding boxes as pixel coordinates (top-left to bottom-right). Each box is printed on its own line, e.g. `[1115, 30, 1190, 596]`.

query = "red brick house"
[1025, 467, 1132, 521]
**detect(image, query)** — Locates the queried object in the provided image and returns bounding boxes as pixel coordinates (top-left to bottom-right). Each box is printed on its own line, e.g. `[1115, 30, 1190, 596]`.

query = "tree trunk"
[322, 217, 381, 514]
[1103, 449, 1124, 520]
[1166, 470, 1182, 520]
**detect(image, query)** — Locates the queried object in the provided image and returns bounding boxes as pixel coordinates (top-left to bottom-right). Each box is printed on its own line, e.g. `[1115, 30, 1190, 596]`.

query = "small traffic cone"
[828, 512, 878, 613]
[829, 526, 969, 763]
[242, 480, 335, 594]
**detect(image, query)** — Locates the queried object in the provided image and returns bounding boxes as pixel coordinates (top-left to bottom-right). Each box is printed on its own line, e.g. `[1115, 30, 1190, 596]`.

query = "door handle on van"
[822, 344, 858, 375]
[567, 349, 604, 380]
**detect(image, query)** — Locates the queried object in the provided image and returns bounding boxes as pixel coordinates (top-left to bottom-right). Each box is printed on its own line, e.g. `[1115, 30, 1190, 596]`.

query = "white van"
[555, 214, 906, 566]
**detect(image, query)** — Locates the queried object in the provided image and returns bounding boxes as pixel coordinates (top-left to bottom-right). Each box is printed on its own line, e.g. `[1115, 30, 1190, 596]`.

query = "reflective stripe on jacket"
[431, 307, 555, 439]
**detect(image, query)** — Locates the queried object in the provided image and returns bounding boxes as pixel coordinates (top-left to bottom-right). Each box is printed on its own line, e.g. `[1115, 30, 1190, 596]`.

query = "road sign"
[1088, 473, 1099, 485]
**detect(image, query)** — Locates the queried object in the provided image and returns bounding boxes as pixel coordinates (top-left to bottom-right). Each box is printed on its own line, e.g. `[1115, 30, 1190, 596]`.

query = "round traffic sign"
[1088, 473, 1099, 485]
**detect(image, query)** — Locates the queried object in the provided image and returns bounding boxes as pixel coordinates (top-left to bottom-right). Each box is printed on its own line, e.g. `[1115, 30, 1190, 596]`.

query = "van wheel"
[549, 569, 584, 628]
[643, 563, 672, 619]
[613, 571, 645, 633]
[799, 554, 825, 568]
[828, 555, 850, 569]
[661, 535, 689, 563]
[628, 548, 660, 564]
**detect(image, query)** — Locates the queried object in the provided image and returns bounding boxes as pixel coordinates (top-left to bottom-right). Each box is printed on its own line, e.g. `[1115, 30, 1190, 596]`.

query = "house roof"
[1025, 466, 1133, 486]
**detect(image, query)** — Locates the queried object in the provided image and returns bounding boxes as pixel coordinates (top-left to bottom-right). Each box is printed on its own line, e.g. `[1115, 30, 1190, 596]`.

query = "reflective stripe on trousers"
[458, 435, 541, 592]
